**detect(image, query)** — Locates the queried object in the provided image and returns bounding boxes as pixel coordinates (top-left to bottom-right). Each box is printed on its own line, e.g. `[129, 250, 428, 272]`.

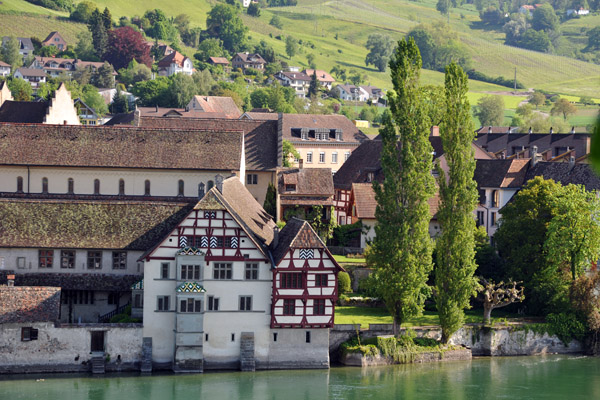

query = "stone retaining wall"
[341, 348, 472, 367]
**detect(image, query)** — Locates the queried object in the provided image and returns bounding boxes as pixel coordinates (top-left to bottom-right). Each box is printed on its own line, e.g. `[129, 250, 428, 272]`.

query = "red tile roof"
[190, 96, 241, 118]
[157, 51, 188, 68]
[0, 286, 61, 323]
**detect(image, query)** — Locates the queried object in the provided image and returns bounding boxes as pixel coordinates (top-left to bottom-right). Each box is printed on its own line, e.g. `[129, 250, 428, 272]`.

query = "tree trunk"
[483, 304, 493, 324]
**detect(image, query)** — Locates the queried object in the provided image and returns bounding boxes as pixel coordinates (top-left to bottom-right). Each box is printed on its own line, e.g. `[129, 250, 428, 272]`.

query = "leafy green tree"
[421, 84, 446, 127]
[545, 185, 600, 281]
[110, 87, 129, 113]
[359, 105, 378, 122]
[92, 62, 115, 88]
[349, 69, 366, 86]
[330, 65, 346, 81]
[70, 1, 96, 23]
[118, 60, 152, 86]
[195, 38, 228, 63]
[435, 63, 478, 343]
[529, 91, 546, 109]
[282, 139, 300, 167]
[82, 83, 108, 115]
[518, 29, 552, 53]
[205, 4, 248, 53]
[367, 38, 435, 335]
[586, 26, 600, 51]
[8, 78, 32, 101]
[285, 36, 298, 58]
[75, 31, 97, 61]
[306, 53, 315, 69]
[437, 0, 451, 15]
[166, 73, 198, 107]
[88, 8, 108, 58]
[308, 71, 319, 97]
[132, 76, 170, 106]
[36, 81, 59, 100]
[365, 34, 395, 72]
[551, 98, 577, 121]
[532, 4, 559, 33]
[475, 95, 505, 126]
[1, 36, 23, 70]
[102, 6, 112, 30]
[503, 13, 529, 46]
[247, 2, 261, 16]
[254, 40, 275, 63]
[407, 27, 435, 69]
[263, 183, 277, 218]
[269, 14, 283, 29]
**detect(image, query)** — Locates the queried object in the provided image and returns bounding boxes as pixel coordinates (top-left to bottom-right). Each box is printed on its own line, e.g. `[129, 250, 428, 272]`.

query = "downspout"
[27, 165, 30, 194]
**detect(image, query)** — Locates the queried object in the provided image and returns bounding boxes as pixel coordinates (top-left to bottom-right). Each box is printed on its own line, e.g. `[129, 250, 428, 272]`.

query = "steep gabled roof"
[234, 52, 266, 64]
[0, 101, 48, 123]
[271, 217, 325, 264]
[190, 96, 241, 118]
[278, 168, 334, 196]
[0, 124, 243, 171]
[474, 159, 530, 189]
[0, 286, 61, 323]
[16, 67, 46, 77]
[303, 69, 335, 83]
[351, 183, 377, 219]
[157, 51, 189, 68]
[209, 57, 230, 65]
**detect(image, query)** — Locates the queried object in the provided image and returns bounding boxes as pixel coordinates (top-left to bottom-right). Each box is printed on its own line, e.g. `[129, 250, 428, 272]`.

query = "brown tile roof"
[474, 132, 590, 159]
[157, 51, 188, 68]
[240, 112, 279, 120]
[16, 67, 46, 77]
[278, 168, 334, 196]
[278, 71, 311, 81]
[303, 69, 335, 83]
[281, 114, 368, 144]
[0, 60, 10, 67]
[190, 96, 241, 118]
[475, 126, 519, 134]
[0, 124, 243, 171]
[474, 159, 530, 189]
[0, 101, 48, 123]
[0, 198, 193, 249]
[524, 162, 600, 191]
[136, 107, 228, 119]
[271, 217, 325, 264]
[194, 177, 276, 254]
[135, 117, 279, 171]
[0, 272, 142, 292]
[0, 286, 61, 323]
[233, 52, 266, 64]
[209, 57, 230, 65]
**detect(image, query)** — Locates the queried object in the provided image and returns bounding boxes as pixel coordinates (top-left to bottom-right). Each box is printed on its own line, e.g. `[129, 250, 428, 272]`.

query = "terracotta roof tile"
[0, 286, 61, 323]
[157, 51, 188, 68]
[278, 168, 334, 196]
[0, 272, 142, 292]
[190, 96, 241, 118]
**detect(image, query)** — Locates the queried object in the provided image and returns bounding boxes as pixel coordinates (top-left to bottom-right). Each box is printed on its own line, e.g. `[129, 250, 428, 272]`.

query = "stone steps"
[91, 354, 105, 374]
[240, 332, 255, 372]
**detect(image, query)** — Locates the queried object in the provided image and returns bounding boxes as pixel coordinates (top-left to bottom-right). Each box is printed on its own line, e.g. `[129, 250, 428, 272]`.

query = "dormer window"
[366, 172, 374, 183]
[300, 129, 308, 140]
[285, 184, 296, 192]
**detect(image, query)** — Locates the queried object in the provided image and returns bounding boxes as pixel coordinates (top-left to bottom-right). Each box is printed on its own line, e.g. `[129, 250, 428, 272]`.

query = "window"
[42, 177, 48, 194]
[344, 152, 350, 161]
[118, 179, 125, 195]
[239, 296, 252, 311]
[208, 295, 219, 311]
[281, 273, 303, 289]
[319, 152, 325, 163]
[336, 131, 342, 141]
[306, 152, 313, 163]
[39, 250, 53, 269]
[491, 190, 499, 208]
[315, 274, 328, 287]
[21, 327, 39, 342]
[61, 250, 75, 269]
[144, 180, 151, 196]
[246, 174, 258, 185]
[178, 180, 185, 196]
[245, 263, 258, 280]
[476, 211, 485, 227]
[366, 172, 374, 183]
[62, 290, 94, 305]
[491, 212, 497, 227]
[67, 178, 74, 194]
[273, 332, 278, 342]
[198, 182, 205, 198]
[94, 179, 100, 195]
[306, 331, 311, 343]
[161, 263, 169, 279]
[157, 295, 170, 311]
[87, 251, 102, 269]
[285, 184, 296, 192]
[134, 293, 143, 308]
[301, 129, 308, 140]
[16, 176, 23, 192]
[17, 257, 26, 269]
[313, 299, 326, 315]
[181, 265, 201, 280]
[207, 180, 214, 190]
[213, 263, 232, 279]
[283, 299, 295, 315]
[332, 152, 338, 164]
[180, 298, 202, 313]
[112, 251, 127, 270]
[108, 292, 119, 305]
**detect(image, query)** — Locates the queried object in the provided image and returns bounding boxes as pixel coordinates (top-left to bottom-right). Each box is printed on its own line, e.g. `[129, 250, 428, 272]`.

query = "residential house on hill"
[275, 71, 312, 98]
[42, 31, 67, 50]
[335, 84, 382, 102]
[157, 51, 194, 76]
[303, 69, 335, 90]
[2, 36, 34, 58]
[74, 98, 104, 125]
[140, 176, 343, 371]
[0, 61, 10, 77]
[231, 53, 266, 73]
[13, 67, 46, 89]
[281, 113, 370, 174]
[567, 7, 589, 16]
[277, 167, 334, 222]
[0, 82, 79, 125]
[208, 57, 231, 72]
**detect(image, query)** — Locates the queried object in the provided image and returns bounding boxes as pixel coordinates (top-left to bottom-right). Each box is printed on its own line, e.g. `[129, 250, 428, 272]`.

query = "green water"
[1, 355, 599, 399]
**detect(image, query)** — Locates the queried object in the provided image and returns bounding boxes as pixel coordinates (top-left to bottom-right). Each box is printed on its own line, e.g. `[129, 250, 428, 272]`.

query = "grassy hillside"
[1, 0, 598, 99]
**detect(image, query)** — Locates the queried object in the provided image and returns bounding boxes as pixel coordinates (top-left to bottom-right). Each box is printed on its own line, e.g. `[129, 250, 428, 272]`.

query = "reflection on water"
[1, 355, 600, 400]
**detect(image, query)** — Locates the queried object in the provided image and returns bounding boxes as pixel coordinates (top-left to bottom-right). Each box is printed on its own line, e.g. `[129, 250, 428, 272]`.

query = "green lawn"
[335, 305, 521, 328]
[333, 254, 366, 264]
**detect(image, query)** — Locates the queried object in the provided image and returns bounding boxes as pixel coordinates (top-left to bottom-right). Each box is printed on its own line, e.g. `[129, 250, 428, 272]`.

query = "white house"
[157, 51, 194, 76]
[275, 71, 311, 98]
[0, 61, 10, 77]
[567, 8, 589, 16]
[14, 67, 46, 89]
[140, 176, 342, 371]
[335, 84, 382, 102]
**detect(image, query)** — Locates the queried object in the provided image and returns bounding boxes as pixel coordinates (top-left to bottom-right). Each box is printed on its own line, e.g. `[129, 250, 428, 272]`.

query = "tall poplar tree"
[434, 62, 479, 343]
[367, 38, 435, 335]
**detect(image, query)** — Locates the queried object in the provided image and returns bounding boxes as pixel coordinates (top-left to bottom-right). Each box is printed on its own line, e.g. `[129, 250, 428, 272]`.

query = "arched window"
[207, 180, 214, 191]
[178, 180, 184, 196]
[16, 176, 23, 193]
[119, 179, 125, 195]
[144, 180, 151, 196]
[94, 179, 100, 195]
[67, 178, 74, 194]
[42, 177, 48, 194]
[198, 182, 205, 199]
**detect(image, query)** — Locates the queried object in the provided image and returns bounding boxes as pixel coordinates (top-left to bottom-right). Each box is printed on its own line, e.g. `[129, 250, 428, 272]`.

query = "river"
[1, 355, 599, 399]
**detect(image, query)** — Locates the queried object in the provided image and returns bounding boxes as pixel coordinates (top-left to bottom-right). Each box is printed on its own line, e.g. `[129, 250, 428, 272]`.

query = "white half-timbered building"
[140, 176, 343, 372]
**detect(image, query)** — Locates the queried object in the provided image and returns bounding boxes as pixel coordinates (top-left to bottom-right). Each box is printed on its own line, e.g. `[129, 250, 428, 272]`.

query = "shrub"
[547, 312, 587, 345]
[338, 271, 351, 294]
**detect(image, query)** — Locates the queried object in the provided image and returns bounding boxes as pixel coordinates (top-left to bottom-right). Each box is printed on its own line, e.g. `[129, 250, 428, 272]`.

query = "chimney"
[7, 274, 15, 287]
[63, 120, 67, 125]
[215, 174, 224, 193]
[528, 127, 532, 134]
[272, 226, 280, 249]
[430, 126, 439, 136]
[488, 126, 492, 134]
[507, 126, 512, 133]
[133, 109, 141, 127]
[569, 155, 576, 169]
[531, 145, 540, 167]
[155, 104, 158, 113]
[571, 126, 575, 134]
[550, 127, 554, 134]
[299, 159, 304, 169]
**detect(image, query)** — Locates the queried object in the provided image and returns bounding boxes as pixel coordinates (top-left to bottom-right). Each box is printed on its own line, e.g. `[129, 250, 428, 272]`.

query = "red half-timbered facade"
[271, 218, 343, 329]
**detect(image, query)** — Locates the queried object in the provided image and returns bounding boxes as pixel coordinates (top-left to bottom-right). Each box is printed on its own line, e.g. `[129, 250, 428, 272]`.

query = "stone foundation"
[341, 348, 472, 367]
